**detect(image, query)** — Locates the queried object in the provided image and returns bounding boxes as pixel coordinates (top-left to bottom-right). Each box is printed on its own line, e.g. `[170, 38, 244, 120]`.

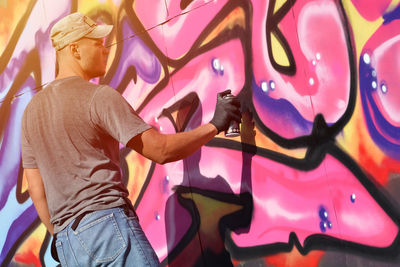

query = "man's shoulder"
[25, 86, 46, 108]
[92, 83, 122, 99]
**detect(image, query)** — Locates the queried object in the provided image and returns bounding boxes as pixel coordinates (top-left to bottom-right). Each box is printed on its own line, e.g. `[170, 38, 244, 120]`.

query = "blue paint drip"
[320, 221, 327, 233]
[383, 4, 400, 25]
[211, 58, 220, 74]
[269, 80, 275, 90]
[351, 193, 356, 203]
[319, 206, 329, 221]
[162, 176, 169, 193]
[219, 67, 224, 76]
[380, 81, 388, 94]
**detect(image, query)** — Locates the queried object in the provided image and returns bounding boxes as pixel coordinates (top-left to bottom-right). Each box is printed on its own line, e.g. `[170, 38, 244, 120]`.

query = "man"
[21, 12, 241, 266]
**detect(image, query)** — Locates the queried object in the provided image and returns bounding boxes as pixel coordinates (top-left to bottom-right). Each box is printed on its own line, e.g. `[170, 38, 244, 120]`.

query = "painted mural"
[1, 0, 400, 266]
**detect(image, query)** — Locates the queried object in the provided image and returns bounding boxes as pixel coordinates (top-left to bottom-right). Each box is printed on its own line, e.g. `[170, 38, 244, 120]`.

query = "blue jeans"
[55, 207, 160, 266]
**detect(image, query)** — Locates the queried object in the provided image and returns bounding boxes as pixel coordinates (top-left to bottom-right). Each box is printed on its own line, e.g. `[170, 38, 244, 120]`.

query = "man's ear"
[69, 43, 80, 59]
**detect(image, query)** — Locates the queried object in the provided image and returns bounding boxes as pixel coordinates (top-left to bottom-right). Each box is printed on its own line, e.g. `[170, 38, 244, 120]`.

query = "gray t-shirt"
[21, 76, 151, 233]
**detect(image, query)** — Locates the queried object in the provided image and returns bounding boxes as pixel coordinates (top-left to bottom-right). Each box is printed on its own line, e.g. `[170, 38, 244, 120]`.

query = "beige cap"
[50, 12, 113, 51]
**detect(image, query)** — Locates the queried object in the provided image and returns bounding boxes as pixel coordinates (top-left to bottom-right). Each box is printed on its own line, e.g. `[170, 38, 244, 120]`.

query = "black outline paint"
[2, 0, 399, 265]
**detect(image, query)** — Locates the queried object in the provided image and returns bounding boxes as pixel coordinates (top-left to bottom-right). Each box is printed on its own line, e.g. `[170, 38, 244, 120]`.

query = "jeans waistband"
[70, 204, 136, 231]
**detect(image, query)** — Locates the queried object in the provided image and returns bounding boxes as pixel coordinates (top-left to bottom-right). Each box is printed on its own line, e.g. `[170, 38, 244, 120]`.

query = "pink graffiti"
[133, 22, 397, 260]
[225, 150, 398, 248]
[134, 0, 228, 59]
[351, 0, 392, 21]
[137, 38, 244, 125]
[362, 20, 400, 127]
[252, 0, 350, 138]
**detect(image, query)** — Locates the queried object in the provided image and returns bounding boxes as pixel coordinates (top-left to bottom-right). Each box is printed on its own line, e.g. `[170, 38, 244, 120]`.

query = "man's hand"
[209, 90, 241, 133]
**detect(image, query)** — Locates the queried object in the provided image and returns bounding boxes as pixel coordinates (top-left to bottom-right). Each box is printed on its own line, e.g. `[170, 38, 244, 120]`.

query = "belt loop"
[71, 213, 87, 231]
[122, 204, 129, 215]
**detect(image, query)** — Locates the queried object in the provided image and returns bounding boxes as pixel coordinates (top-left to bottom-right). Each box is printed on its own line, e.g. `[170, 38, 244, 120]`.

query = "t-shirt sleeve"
[21, 108, 38, 168]
[90, 85, 152, 145]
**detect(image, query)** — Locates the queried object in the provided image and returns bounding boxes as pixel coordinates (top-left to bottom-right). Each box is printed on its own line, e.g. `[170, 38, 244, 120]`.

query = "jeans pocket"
[74, 213, 126, 263]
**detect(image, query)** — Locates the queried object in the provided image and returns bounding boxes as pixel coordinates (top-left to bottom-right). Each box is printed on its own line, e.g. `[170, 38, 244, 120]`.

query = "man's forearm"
[129, 123, 218, 164]
[162, 123, 218, 163]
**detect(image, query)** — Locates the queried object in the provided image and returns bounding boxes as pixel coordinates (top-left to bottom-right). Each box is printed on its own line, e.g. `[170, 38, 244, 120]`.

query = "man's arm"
[128, 90, 241, 164]
[128, 123, 218, 164]
[25, 168, 54, 235]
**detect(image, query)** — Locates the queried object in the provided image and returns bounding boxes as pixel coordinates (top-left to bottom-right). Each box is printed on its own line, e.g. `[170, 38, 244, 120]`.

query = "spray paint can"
[223, 94, 240, 137]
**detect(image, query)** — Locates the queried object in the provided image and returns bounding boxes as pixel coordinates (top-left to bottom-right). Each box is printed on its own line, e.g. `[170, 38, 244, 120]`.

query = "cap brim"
[85, 25, 113, 39]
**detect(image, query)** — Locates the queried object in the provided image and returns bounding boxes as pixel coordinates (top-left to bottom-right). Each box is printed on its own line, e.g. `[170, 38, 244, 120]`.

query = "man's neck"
[56, 69, 90, 81]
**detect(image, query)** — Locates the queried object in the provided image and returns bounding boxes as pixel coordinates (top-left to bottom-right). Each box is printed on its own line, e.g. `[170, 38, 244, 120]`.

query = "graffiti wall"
[1, 0, 400, 266]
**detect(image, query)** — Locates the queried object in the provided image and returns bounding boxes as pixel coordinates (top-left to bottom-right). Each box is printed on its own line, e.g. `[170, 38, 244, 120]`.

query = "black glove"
[210, 90, 241, 133]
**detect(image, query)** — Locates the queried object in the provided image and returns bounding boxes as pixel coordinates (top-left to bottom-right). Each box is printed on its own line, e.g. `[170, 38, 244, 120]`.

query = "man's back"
[21, 76, 149, 232]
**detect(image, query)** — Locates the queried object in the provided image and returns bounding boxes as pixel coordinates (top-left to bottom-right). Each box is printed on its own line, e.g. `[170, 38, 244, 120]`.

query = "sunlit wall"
[1, 0, 400, 266]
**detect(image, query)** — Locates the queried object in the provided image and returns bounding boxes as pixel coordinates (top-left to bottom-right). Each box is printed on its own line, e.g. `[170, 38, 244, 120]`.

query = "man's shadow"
[161, 95, 255, 266]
